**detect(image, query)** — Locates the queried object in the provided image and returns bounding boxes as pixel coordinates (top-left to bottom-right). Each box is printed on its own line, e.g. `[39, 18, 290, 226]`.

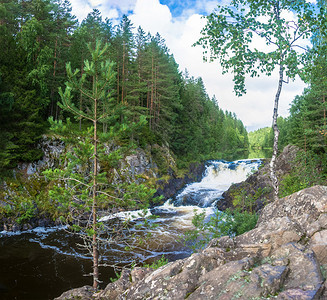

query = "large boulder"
[54, 285, 94, 300]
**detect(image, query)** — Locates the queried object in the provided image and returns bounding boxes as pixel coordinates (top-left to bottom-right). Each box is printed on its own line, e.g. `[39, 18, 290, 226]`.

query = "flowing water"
[0, 159, 261, 300]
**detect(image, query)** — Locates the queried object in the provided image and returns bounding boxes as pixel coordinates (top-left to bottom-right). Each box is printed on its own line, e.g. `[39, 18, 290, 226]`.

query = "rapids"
[0, 159, 261, 299]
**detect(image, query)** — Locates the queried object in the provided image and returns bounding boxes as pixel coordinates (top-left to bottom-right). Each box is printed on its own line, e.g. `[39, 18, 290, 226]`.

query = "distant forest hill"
[0, 0, 249, 173]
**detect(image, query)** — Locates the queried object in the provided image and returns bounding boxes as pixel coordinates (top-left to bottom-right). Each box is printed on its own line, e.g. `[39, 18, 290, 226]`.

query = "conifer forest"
[0, 0, 249, 174]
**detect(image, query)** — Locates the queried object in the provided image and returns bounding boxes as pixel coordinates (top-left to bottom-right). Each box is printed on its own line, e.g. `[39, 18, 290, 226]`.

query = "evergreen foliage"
[43, 41, 157, 288]
[0, 1, 249, 174]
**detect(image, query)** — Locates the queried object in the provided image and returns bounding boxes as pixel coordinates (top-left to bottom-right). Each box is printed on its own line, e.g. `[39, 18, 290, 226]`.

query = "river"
[0, 159, 261, 299]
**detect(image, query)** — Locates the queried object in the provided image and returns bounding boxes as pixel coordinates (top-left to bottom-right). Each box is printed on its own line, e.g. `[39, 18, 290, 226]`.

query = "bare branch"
[292, 44, 309, 52]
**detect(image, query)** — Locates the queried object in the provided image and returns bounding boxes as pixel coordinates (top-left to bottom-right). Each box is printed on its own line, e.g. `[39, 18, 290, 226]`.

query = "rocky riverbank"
[56, 185, 327, 299]
[153, 162, 206, 201]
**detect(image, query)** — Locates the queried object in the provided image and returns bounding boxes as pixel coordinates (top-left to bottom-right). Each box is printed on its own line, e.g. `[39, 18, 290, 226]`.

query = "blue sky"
[160, 0, 188, 16]
[69, 0, 307, 131]
[160, 0, 214, 17]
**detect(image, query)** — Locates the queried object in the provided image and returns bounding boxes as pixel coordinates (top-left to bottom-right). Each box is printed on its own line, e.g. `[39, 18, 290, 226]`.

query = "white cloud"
[70, 0, 136, 23]
[88, 0, 103, 7]
[70, 0, 92, 21]
[130, 0, 173, 35]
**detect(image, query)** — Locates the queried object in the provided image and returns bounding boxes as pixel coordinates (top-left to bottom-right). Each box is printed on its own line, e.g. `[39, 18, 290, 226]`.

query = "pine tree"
[114, 15, 135, 104]
[48, 0, 77, 119]
[46, 40, 116, 289]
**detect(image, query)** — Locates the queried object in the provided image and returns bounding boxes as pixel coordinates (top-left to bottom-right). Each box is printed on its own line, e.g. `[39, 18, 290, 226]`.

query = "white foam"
[29, 238, 90, 260]
[99, 209, 152, 222]
[0, 225, 68, 237]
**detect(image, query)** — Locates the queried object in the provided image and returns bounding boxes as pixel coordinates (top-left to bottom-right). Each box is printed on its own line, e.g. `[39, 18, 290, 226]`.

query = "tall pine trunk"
[323, 95, 326, 147]
[150, 55, 154, 130]
[323, 95, 326, 129]
[79, 57, 84, 131]
[92, 75, 99, 289]
[117, 61, 120, 103]
[56, 41, 116, 290]
[50, 38, 58, 118]
[121, 43, 125, 104]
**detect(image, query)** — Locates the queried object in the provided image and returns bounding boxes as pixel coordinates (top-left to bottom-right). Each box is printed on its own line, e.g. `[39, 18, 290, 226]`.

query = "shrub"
[143, 255, 169, 270]
[279, 150, 326, 198]
[182, 208, 258, 251]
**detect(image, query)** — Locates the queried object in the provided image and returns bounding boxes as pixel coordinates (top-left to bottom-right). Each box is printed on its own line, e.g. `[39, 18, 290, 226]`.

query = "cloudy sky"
[69, 0, 308, 131]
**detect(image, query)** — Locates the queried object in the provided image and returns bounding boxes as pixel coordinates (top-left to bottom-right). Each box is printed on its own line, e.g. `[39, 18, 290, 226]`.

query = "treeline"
[0, 0, 248, 173]
[248, 117, 288, 151]
[248, 127, 272, 149]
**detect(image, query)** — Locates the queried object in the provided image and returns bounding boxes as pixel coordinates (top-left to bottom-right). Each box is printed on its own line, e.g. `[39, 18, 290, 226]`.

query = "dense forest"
[0, 0, 249, 175]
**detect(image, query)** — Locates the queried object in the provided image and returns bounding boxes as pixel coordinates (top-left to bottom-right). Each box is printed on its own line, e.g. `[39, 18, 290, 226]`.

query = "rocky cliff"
[0, 137, 163, 231]
[56, 185, 327, 300]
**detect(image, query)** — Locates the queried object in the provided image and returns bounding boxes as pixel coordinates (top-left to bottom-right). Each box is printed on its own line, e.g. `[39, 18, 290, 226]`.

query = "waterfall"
[149, 159, 261, 232]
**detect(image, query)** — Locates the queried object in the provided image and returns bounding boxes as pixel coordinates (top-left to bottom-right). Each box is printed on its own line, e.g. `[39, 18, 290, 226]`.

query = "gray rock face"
[18, 136, 66, 175]
[54, 285, 94, 300]
[66, 185, 327, 300]
[119, 148, 158, 184]
[15, 138, 160, 182]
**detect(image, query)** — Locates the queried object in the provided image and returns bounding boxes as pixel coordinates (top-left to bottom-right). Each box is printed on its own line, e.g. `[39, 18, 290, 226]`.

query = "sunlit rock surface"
[56, 185, 327, 299]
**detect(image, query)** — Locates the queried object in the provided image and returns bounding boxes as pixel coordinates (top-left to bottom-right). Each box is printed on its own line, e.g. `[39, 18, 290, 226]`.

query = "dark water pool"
[0, 222, 190, 300]
[0, 229, 115, 300]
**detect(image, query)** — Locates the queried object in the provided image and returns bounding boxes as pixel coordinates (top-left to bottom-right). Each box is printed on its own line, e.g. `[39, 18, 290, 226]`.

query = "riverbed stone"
[310, 229, 327, 264]
[271, 243, 323, 293]
[276, 287, 323, 300]
[54, 285, 94, 300]
[258, 186, 327, 235]
[130, 267, 153, 283]
[95, 269, 132, 300]
[250, 263, 288, 297]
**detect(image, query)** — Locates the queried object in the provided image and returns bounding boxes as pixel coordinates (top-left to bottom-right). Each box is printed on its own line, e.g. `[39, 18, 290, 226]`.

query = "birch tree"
[196, 0, 317, 199]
